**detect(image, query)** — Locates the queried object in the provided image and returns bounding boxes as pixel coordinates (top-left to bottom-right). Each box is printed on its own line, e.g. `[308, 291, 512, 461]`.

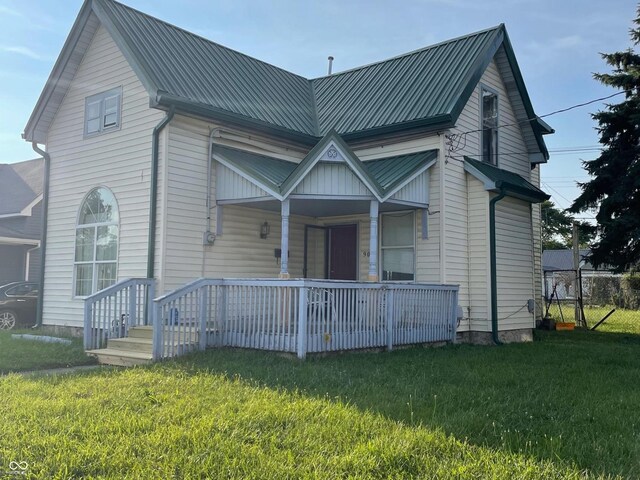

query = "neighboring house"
[22, 0, 552, 345]
[0, 158, 43, 286]
[542, 249, 613, 299]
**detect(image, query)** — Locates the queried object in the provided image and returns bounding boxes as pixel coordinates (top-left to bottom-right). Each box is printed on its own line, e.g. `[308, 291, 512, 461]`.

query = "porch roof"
[214, 143, 437, 202]
[463, 157, 550, 203]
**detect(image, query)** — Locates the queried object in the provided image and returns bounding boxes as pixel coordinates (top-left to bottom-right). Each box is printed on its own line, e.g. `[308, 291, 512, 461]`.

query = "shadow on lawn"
[171, 329, 640, 479]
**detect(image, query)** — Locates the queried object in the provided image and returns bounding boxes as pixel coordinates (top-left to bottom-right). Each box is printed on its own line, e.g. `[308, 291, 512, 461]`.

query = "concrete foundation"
[457, 328, 533, 345]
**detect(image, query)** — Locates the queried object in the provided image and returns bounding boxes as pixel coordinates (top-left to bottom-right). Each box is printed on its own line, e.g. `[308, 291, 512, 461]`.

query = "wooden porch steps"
[86, 325, 153, 366]
[86, 326, 199, 367]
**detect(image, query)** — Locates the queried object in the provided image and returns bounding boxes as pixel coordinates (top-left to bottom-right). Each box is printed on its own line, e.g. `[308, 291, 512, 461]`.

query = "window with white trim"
[84, 87, 122, 136]
[482, 87, 498, 164]
[74, 187, 119, 296]
[381, 211, 415, 281]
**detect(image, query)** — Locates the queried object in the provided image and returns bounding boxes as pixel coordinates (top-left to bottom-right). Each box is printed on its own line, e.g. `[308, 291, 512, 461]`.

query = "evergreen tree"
[569, 6, 640, 272]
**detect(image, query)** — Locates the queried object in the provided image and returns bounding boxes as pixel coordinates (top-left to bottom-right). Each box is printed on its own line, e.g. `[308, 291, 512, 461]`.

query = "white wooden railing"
[152, 279, 459, 360]
[83, 278, 155, 350]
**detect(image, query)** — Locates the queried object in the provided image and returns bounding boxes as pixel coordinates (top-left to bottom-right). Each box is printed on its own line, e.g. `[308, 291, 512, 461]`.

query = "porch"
[84, 278, 459, 364]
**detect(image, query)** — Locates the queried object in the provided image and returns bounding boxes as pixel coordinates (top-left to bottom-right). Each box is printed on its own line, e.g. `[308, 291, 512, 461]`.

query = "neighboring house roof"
[214, 132, 438, 202]
[0, 158, 43, 216]
[23, 0, 551, 162]
[542, 249, 593, 272]
[463, 157, 549, 203]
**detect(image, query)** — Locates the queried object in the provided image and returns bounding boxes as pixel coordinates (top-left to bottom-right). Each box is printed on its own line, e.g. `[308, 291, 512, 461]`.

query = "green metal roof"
[213, 135, 437, 202]
[24, 0, 551, 160]
[463, 157, 549, 203]
[364, 151, 438, 192]
[93, 0, 317, 137]
[312, 27, 502, 137]
[214, 145, 296, 193]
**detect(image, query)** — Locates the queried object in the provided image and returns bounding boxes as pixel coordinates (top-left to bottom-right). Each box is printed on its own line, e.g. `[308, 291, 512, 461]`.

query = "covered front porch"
[212, 131, 437, 283]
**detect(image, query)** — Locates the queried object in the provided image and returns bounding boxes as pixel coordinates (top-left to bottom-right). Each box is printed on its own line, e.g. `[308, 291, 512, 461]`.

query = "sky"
[0, 0, 636, 216]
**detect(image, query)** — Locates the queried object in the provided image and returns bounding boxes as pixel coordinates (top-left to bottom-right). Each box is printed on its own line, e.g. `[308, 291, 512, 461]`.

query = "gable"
[213, 133, 437, 204]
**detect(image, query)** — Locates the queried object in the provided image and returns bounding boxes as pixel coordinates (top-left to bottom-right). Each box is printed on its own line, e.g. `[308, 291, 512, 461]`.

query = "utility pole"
[572, 222, 583, 327]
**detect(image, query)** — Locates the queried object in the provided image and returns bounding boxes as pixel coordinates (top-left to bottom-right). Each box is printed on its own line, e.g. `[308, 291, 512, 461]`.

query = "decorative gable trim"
[280, 131, 384, 201]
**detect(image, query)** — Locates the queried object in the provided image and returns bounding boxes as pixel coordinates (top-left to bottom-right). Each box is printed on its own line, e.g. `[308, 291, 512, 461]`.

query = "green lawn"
[1, 329, 639, 478]
[0, 330, 96, 374]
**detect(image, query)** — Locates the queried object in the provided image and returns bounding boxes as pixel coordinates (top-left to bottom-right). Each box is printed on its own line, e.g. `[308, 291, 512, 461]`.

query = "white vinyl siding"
[466, 177, 490, 331]
[42, 24, 165, 328]
[292, 164, 372, 197]
[216, 164, 271, 200]
[495, 196, 535, 330]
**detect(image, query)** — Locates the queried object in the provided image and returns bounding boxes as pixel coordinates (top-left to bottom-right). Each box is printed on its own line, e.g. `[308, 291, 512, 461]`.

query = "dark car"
[0, 282, 38, 330]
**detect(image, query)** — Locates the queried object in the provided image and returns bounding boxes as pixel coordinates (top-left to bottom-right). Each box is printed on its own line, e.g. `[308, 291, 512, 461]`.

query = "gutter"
[489, 183, 507, 345]
[147, 107, 175, 279]
[30, 143, 50, 328]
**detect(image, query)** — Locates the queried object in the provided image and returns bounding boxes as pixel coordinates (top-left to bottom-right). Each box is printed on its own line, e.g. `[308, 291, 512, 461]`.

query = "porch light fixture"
[260, 221, 270, 239]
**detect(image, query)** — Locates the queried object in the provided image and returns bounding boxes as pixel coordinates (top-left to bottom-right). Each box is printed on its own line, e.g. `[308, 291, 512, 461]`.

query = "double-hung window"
[482, 87, 498, 164]
[85, 87, 122, 136]
[381, 211, 415, 281]
[74, 187, 119, 297]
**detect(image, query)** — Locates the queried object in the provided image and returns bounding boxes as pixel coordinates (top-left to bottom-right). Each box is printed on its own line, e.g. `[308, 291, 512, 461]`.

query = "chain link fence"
[543, 270, 640, 334]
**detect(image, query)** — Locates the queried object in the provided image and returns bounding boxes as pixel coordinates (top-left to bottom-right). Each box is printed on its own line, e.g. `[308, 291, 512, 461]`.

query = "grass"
[0, 330, 96, 374]
[1, 329, 639, 478]
[545, 303, 640, 334]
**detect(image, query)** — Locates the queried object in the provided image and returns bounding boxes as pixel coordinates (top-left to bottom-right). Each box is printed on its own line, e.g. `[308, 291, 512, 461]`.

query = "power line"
[447, 90, 630, 142]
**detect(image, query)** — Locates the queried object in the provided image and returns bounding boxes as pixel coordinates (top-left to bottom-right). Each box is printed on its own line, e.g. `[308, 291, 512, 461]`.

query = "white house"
[22, 0, 552, 362]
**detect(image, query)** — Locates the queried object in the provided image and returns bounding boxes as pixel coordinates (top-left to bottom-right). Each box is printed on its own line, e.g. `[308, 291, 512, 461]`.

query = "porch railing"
[83, 278, 155, 350]
[152, 279, 459, 360]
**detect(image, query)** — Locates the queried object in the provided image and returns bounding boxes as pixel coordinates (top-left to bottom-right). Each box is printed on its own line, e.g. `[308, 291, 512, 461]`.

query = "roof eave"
[339, 114, 454, 142]
[494, 180, 550, 203]
[154, 93, 318, 147]
[22, 0, 96, 143]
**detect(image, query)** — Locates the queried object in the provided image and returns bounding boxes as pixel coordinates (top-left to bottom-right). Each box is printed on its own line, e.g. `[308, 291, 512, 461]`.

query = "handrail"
[83, 278, 155, 351]
[151, 278, 459, 361]
[85, 278, 154, 303]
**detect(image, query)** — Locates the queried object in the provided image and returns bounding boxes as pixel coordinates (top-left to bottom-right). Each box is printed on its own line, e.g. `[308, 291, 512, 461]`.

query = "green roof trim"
[280, 130, 385, 199]
[463, 156, 549, 203]
[214, 135, 438, 203]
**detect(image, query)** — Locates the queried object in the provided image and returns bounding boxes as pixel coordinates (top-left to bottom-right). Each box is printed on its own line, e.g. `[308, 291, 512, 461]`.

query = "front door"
[328, 224, 357, 280]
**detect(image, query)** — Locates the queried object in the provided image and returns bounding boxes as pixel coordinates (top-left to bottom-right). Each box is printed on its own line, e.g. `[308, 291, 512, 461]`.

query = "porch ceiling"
[233, 198, 417, 217]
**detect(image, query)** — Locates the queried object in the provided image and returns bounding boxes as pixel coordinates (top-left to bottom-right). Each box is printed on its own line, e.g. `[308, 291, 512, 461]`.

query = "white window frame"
[73, 187, 119, 298]
[481, 85, 499, 165]
[84, 87, 122, 137]
[379, 210, 416, 282]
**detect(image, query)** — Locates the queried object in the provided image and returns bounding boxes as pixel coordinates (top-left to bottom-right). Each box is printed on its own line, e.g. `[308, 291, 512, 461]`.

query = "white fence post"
[83, 301, 92, 350]
[128, 284, 137, 329]
[386, 288, 395, 351]
[218, 284, 227, 347]
[152, 301, 163, 361]
[297, 287, 308, 359]
[199, 286, 208, 351]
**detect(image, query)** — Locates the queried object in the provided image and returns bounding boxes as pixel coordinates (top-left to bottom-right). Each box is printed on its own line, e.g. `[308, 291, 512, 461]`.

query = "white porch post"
[368, 200, 379, 281]
[280, 199, 290, 279]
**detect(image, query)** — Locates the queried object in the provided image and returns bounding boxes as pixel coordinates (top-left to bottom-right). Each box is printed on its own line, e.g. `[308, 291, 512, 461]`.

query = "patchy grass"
[0, 330, 95, 374]
[1, 329, 639, 478]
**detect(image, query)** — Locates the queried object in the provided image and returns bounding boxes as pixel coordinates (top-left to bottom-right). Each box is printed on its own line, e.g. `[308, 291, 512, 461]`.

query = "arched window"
[74, 187, 119, 296]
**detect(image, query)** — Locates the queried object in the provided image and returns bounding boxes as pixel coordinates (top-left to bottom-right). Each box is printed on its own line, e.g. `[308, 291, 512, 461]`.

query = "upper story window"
[85, 87, 122, 136]
[381, 211, 415, 281]
[74, 187, 119, 297]
[482, 87, 498, 164]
